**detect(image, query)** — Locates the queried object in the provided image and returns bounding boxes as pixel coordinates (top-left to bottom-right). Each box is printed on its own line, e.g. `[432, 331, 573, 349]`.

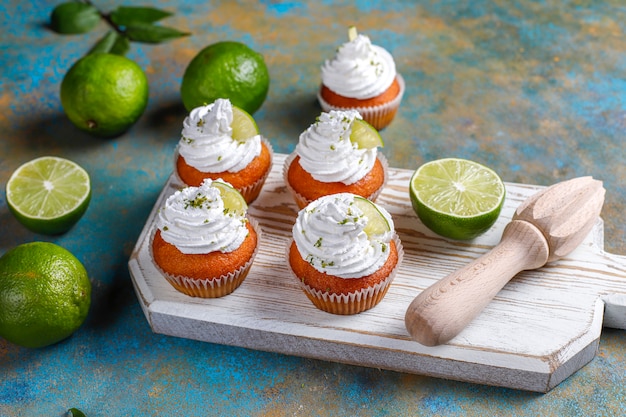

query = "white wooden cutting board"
[128, 153, 626, 392]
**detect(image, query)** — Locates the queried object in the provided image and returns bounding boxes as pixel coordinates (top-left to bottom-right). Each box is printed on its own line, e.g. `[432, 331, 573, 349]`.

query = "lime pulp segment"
[231, 105, 259, 143]
[350, 119, 384, 149]
[213, 180, 248, 216]
[353, 196, 390, 237]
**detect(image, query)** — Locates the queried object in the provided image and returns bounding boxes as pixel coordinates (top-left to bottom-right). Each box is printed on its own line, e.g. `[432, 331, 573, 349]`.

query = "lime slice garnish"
[409, 158, 505, 240]
[212, 180, 248, 216]
[348, 26, 358, 41]
[231, 105, 260, 143]
[353, 196, 391, 237]
[6, 156, 91, 235]
[350, 119, 384, 149]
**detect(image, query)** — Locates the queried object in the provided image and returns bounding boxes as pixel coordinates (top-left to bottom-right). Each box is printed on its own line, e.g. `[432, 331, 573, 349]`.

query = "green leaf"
[109, 35, 131, 55]
[89, 30, 130, 55]
[67, 408, 87, 417]
[110, 6, 173, 26]
[50, 2, 100, 34]
[124, 23, 190, 44]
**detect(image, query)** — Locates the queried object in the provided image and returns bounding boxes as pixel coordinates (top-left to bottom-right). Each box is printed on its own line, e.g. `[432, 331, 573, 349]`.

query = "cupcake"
[287, 193, 402, 315]
[175, 98, 273, 204]
[317, 27, 405, 130]
[151, 178, 259, 298]
[284, 109, 388, 209]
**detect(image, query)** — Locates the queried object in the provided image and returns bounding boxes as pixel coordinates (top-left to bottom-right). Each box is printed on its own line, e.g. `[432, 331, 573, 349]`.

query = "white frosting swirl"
[296, 110, 377, 184]
[292, 193, 394, 279]
[321, 34, 396, 99]
[178, 99, 261, 173]
[156, 179, 249, 254]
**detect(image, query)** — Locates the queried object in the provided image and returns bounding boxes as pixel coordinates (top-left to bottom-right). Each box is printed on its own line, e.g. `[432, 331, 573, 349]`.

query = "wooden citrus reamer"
[405, 176, 606, 346]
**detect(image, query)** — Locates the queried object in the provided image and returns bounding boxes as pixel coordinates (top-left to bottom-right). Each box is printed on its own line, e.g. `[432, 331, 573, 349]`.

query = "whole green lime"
[180, 41, 270, 114]
[0, 242, 91, 348]
[60, 52, 149, 138]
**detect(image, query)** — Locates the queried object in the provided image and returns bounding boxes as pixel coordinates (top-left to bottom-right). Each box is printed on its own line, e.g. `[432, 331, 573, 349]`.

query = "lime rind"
[212, 180, 248, 216]
[353, 196, 391, 237]
[350, 119, 384, 149]
[231, 105, 260, 143]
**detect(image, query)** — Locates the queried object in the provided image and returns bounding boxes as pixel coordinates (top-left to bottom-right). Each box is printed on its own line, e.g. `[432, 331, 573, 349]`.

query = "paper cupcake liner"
[286, 235, 404, 315]
[173, 136, 274, 204]
[151, 218, 261, 298]
[282, 152, 314, 210]
[282, 151, 389, 210]
[317, 73, 406, 130]
[238, 136, 274, 204]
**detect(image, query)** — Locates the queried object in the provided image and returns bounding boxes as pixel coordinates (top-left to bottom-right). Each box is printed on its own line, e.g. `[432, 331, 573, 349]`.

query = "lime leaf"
[110, 6, 173, 26]
[89, 30, 130, 55]
[212, 181, 248, 217]
[231, 105, 259, 142]
[125, 23, 190, 44]
[353, 196, 391, 237]
[50, 2, 100, 34]
[67, 408, 87, 417]
[350, 119, 384, 149]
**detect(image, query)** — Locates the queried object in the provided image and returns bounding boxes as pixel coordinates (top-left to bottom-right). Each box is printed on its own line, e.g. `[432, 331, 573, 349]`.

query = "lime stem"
[82, 0, 126, 37]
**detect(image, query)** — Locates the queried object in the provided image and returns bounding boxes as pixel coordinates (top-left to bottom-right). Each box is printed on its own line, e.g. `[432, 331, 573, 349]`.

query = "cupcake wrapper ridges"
[286, 234, 404, 315]
[151, 217, 261, 298]
[317, 73, 405, 130]
[282, 151, 389, 210]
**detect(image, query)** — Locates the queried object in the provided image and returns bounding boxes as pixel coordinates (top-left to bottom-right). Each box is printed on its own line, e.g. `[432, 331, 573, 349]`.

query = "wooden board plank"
[128, 153, 626, 392]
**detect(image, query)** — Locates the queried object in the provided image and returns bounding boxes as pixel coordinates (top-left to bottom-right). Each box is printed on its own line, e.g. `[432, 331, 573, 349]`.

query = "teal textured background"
[1, 1, 626, 415]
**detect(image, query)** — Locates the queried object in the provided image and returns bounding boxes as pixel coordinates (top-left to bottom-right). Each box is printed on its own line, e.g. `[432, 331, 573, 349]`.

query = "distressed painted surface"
[1, 0, 626, 416]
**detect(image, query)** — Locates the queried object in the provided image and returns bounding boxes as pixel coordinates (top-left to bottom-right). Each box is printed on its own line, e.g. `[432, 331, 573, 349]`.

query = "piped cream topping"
[156, 179, 249, 254]
[321, 33, 396, 99]
[177, 99, 261, 173]
[296, 110, 377, 185]
[292, 193, 393, 279]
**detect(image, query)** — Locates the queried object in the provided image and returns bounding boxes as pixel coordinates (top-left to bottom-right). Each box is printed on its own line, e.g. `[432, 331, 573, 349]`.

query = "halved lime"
[353, 196, 391, 237]
[67, 409, 87, 417]
[231, 105, 260, 143]
[350, 119, 384, 149]
[212, 180, 248, 216]
[409, 158, 505, 240]
[6, 156, 91, 235]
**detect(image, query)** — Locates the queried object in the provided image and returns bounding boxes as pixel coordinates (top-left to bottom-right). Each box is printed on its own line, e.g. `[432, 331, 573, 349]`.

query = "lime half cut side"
[353, 196, 391, 237]
[409, 158, 505, 240]
[6, 156, 91, 235]
[231, 105, 260, 143]
[350, 119, 384, 149]
[213, 180, 248, 216]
